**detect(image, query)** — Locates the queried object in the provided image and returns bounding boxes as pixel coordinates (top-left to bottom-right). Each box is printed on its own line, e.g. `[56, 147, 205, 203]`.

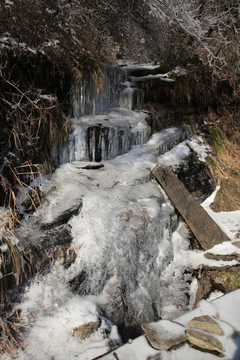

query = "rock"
[176, 150, 214, 203]
[186, 329, 224, 354]
[210, 180, 240, 212]
[73, 320, 101, 339]
[152, 165, 230, 250]
[41, 201, 82, 230]
[75, 162, 104, 170]
[193, 265, 240, 307]
[39, 224, 73, 249]
[204, 252, 240, 261]
[188, 315, 224, 336]
[44, 243, 77, 269]
[147, 354, 162, 360]
[233, 241, 240, 249]
[142, 319, 187, 350]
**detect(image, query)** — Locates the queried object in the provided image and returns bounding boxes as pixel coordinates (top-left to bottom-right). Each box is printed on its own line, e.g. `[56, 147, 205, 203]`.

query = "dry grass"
[206, 135, 240, 187]
[89, 61, 103, 95]
[0, 229, 37, 356]
[0, 305, 30, 357]
[0, 162, 44, 229]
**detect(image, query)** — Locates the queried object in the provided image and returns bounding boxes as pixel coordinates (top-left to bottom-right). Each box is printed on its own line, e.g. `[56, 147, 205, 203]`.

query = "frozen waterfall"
[51, 64, 147, 165]
[51, 109, 152, 165]
[9, 64, 198, 360]
[70, 64, 144, 117]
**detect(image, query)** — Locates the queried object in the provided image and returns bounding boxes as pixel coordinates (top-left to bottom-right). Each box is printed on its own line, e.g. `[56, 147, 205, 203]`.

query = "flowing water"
[9, 64, 199, 360]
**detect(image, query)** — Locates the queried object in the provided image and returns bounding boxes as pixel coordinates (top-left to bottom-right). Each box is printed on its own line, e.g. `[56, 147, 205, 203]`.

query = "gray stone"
[147, 354, 162, 360]
[186, 329, 225, 354]
[152, 165, 230, 250]
[142, 319, 187, 350]
[75, 162, 104, 170]
[188, 315, 224, 336]
[73, 320, 101, 339]
[41, 201, 82, 230]
[204, 252, 240, 261]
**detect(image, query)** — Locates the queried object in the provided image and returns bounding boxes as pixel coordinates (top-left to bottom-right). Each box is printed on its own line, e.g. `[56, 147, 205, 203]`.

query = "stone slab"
[186, 329, 224, 354]
[142, 319, 186, 350]
[188, 315, 224, 336]
[152, 165, 230, 250]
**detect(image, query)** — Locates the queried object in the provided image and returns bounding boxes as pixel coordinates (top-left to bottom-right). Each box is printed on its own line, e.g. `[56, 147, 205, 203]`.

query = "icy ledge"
[51, 108, 152, 165]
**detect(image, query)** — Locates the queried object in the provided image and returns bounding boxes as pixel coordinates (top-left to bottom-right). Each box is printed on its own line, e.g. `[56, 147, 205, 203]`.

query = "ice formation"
[7, 63, 218, 360]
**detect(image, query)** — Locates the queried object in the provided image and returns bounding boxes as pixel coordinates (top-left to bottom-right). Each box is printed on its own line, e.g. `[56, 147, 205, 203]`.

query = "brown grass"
[0, 310, 27, 357]
[206, 137, 240, 187]
[0, 162, 44, 229]
[0, 229, 37, 357]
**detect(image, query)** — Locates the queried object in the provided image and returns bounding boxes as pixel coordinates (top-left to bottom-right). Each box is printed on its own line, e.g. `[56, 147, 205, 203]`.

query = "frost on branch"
[146, 0, 240, 86]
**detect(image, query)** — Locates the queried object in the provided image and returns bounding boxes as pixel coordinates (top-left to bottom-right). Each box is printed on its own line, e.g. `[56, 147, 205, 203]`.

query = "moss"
[208, 128, 227, 153]
[206, 156, 218, 169]
[217, 268, 240, 289]
[230, 269, 240, 288]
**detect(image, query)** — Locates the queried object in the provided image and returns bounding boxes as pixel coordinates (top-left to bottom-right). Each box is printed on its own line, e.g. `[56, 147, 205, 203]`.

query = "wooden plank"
[152, 165, 230, 250]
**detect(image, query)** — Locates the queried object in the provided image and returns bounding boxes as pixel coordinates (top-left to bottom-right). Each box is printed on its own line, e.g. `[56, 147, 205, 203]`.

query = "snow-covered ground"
[202, 187, 240, 242]
[3, 128, 240, 360]
[102, 290, 240, 360]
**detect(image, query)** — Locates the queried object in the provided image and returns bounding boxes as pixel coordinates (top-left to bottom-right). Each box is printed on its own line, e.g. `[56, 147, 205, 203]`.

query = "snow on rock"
[101, 290, 240, 360]
[157, 142, 190, 169]
[201, 187, 240, 241]
[10, 275, 116, 360]
[141, 319, 186, 350]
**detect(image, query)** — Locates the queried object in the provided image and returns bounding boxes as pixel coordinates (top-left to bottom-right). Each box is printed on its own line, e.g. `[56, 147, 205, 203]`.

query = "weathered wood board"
[152, 165, 230, 250]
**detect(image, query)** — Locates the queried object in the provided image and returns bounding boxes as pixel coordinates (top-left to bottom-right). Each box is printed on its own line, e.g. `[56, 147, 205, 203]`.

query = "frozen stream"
[11, 126, 207, 360]
[5, 64, 216, 359]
